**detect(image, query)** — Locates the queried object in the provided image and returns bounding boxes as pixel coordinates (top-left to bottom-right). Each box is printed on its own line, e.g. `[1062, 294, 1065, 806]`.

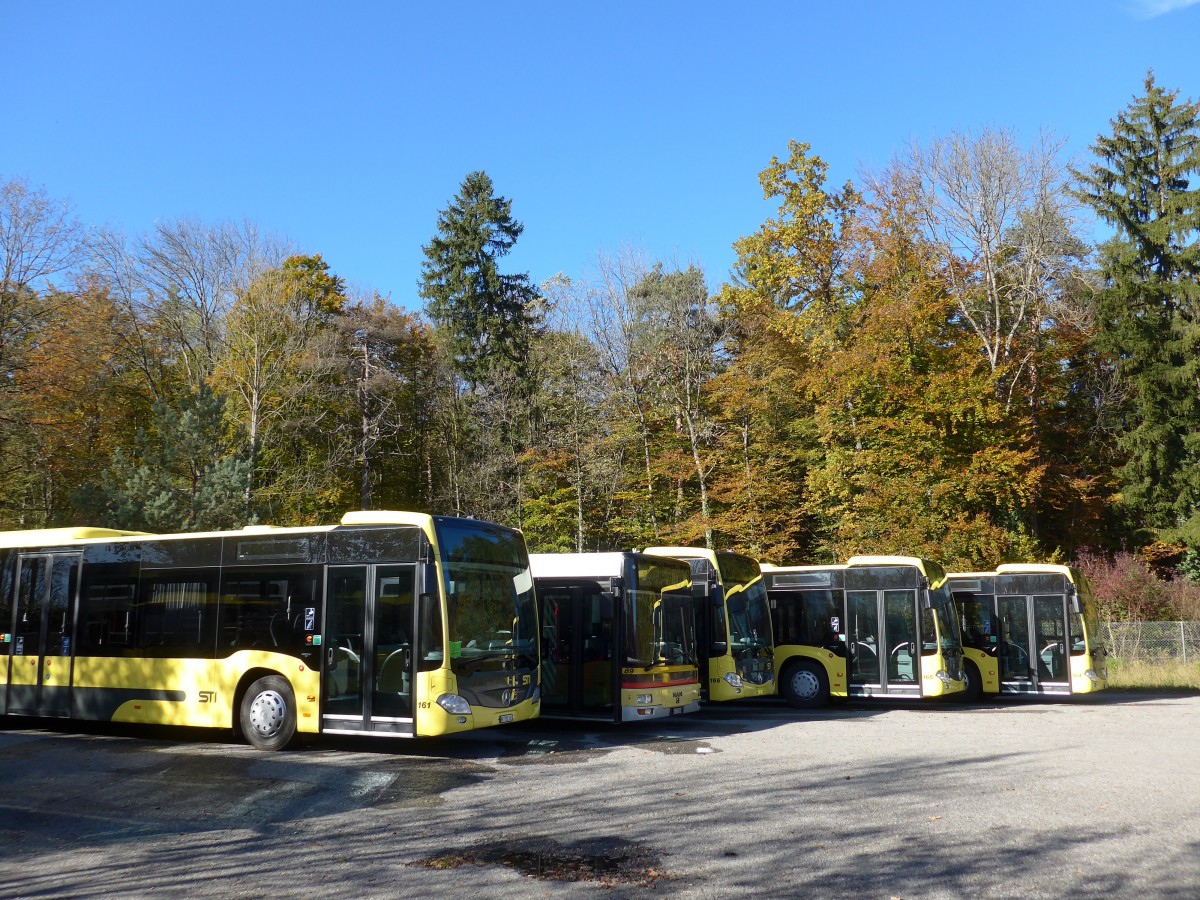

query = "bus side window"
[136, 570, 218, 659]
[955, 595, 995, 650]
[78, 579, 138, 656]
[920, 608, 937, 655]
[0, 555, 12, 653]
[710, 596, 728, 656]
[1069, 611, 1086, 655]
[417, 590, 444, 671]
[801, 590, 840, 652]
[217, 567, 320, 658]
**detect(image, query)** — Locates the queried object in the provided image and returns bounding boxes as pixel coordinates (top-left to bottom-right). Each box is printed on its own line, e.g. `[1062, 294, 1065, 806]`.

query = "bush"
[1074, 549, 1200, 621]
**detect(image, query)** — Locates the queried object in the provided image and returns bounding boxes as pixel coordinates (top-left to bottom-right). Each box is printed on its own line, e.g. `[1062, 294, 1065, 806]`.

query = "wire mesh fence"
[1101, 621, 1200, 663]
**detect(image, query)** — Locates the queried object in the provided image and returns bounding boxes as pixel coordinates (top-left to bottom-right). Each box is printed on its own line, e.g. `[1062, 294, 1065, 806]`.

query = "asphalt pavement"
[0, 691, 1197, 898]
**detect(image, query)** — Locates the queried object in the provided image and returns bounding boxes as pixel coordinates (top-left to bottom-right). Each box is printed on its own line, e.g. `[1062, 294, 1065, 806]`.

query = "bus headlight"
[530, 684, 541, 704]
[635, 694, 654, 705]
[1085, 669, 1102, 683]
[436, 693, 472, 716]
[936, 670, 952, 685]
[723, 673, 743, 689]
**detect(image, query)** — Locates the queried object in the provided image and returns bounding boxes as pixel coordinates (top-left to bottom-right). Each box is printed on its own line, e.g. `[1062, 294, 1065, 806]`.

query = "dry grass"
[1106, 657, 1200, 691]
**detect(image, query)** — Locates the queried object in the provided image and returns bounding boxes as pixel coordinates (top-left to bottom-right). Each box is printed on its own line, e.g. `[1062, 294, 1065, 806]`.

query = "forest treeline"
[2, 74, 1199, 610]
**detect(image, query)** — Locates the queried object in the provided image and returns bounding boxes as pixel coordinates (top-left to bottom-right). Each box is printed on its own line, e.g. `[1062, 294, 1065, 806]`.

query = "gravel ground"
[0, 691, 1196, 898]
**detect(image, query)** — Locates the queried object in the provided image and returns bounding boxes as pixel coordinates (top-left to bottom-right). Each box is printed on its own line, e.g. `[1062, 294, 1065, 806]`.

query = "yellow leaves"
[726, 140, 860, 380]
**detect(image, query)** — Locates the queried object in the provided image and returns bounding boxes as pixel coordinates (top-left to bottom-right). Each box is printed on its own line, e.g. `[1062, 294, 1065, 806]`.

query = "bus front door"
[847, 591, 881, 692]
[1033, 595, 1070, 692]
[538, 584, 616, 720]
[322, 564, 417, 736]
[883, 589, 920, 695]
[997, 594, 1071, 695]
[847, 589, 921, 697]
[7, 553, 81, 718]
[997, 595, 1033, 690]
[538, 585, 576, 715]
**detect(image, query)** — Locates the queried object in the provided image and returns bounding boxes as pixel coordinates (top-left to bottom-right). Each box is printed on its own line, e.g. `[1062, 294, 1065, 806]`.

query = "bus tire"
[239, 675, 298, 751]
[782, 661, 829, 709]
[960, 661, 983, 703]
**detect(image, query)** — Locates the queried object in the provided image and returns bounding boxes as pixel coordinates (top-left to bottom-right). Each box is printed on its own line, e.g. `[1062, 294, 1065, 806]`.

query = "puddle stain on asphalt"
[414, 836, 671, 887]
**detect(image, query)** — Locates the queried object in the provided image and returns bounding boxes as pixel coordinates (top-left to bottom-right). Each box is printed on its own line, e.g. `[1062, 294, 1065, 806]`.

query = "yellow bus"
[948, 564, 1108, 700]
[642, 547, 774, 701]
[529, 552, 701, 722]
[0, 511, 540, 749]
[763, 556, 966, 708]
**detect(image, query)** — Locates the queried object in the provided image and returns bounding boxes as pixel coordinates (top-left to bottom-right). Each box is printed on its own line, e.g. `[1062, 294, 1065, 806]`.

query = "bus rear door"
[7, 553, 82, 718]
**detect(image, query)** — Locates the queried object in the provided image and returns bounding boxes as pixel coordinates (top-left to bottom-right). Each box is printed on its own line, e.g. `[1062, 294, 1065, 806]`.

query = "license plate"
[670, 707, 682, 716]
[499, 714, 514, 724]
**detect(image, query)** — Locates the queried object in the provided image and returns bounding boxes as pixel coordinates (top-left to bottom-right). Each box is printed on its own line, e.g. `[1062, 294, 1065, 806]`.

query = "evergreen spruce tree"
[1073, 72, 1200, 541]
[86, 387, 251, 532]
[418, 172, 543, 522]
[419, 171, 541, 392]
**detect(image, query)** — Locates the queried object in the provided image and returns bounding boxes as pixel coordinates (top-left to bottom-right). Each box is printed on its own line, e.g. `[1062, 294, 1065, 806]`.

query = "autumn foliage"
[2, 75, 1199, 621]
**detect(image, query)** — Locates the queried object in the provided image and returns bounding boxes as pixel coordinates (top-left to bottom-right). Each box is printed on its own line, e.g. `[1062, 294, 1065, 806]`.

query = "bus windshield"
[436, 519, 537, 675]
[726, 580, 772, 651]
[929, 581, 963, 653]
[655, 592, 696, 666]
[718, 554, 771, 652]
[634, 557, 696, 667]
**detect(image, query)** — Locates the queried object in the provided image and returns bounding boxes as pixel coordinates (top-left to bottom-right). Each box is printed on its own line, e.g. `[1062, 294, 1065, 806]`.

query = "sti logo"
[198, 691, 217, 703]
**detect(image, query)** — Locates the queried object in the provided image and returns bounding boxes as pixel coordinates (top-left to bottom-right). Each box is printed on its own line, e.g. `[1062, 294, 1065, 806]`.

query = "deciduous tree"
[214, 253, 346, 511]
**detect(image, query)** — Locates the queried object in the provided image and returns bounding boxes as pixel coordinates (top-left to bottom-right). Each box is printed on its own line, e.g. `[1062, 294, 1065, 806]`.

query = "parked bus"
[948, 564, 1108, 700]
[529, 552, 701, 722]
[0, 511, 540, 749]
[641, 547, 774, 701]
[763, 556, 966, 708]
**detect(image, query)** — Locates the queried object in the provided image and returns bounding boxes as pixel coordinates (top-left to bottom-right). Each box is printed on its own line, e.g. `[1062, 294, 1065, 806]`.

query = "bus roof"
[343, 510, 435, 529]
[846, 555, 928, 570]
[0, 527, 152, 548]
[761, 563, 847, 573]
[643, 546, 717, 565]
[995, 562, 1081, 584]
[847, 555, 950, 589]
[0, 511, 445, 551]
[996, 562, 1073, 575]
[529, 551, 688, 580]
[642, 546, 761, 565]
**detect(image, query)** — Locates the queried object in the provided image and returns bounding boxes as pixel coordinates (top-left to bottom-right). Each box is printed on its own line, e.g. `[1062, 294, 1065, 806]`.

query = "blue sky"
[3, 1, 1198, 309]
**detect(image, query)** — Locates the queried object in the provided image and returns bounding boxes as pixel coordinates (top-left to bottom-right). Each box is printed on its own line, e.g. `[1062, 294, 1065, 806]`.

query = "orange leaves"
[793, 164, 1049, 568]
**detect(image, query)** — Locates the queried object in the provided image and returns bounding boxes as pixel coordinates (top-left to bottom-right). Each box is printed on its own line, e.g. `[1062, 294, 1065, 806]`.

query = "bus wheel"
[240, 675, 298, 751]
[782, 661, 829, 709]
[960, 662, 983, 703]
